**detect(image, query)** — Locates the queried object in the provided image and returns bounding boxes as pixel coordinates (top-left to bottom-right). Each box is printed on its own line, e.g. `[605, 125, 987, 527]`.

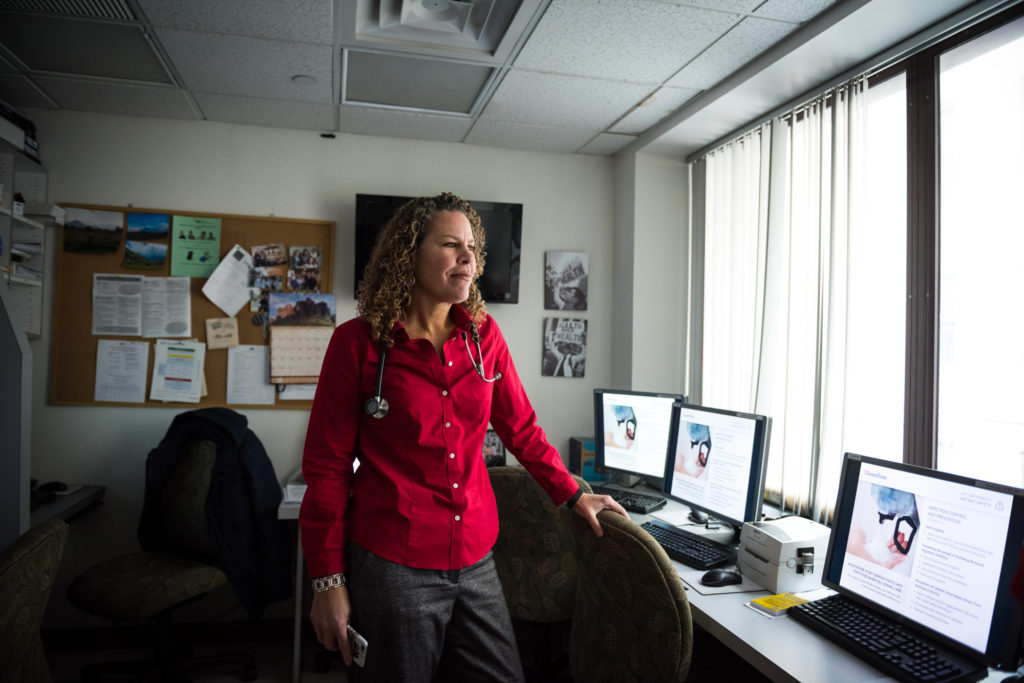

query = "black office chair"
[67, 440, 257, 682]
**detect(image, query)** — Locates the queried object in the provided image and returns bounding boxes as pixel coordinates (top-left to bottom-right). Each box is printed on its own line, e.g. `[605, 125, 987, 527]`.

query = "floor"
[48, 637, 348, 683]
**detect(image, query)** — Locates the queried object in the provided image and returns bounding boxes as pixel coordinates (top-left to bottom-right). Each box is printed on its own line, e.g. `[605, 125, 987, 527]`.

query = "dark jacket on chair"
[138, 407, 291, 618]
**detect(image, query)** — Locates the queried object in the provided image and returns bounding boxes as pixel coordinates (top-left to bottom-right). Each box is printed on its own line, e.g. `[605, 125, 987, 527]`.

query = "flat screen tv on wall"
[353, 193, 522, 303]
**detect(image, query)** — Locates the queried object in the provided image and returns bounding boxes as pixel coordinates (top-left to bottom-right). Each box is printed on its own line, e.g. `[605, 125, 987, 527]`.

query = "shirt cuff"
[564, 486, 584, 509]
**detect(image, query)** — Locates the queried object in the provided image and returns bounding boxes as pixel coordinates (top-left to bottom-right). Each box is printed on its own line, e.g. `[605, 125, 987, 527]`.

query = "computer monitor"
[593, 388, 684, 492]
[822, 453, 1024, 671]
[661, 402, 772, 533]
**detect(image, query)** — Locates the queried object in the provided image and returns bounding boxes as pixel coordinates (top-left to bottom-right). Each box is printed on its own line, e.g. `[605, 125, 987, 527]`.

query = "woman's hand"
[309, 586, 353, 666]
[572, 492, 629, 537]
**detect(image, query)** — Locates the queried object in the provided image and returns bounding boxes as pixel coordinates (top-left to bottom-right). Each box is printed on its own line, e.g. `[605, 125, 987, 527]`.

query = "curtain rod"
[686, 0, 1019, 164]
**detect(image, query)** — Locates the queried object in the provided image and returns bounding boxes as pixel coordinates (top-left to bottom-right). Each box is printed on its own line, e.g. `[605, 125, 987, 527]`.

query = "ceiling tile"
[610, 85, 702, 135]
[0, 74, 56, 109]
[0, 13, 172, 83]
[465, 119, 598, 153]
[138, 0, 334, 44]
[662, 0, 761, 10]
[345, 51, 492, 113]
[481, 70, 650, 130]
[513, 0, 741, 84]
[665, 16, 797, 90]
[337, 104, 474, 142]
[154, 29, 333, 102]
[194, 92, 336, 130]
[754, 0, 839, 23]
[33, 75, 199, 119]
[578, 132, 637, 156]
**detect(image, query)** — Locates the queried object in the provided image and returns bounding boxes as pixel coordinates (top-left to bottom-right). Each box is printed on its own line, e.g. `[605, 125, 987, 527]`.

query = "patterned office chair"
[489, 465, 591, 682]
[571, 509, 693, 683]
[0, 518, 69, 683]
[67, 441, 257, 682]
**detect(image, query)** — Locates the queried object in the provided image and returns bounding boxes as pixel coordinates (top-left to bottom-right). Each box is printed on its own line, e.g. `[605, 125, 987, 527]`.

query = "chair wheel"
[313, 649, 333, 674]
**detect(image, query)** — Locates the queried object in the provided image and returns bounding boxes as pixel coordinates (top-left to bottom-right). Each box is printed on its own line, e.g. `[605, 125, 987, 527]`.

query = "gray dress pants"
[346, 542, 526, 683]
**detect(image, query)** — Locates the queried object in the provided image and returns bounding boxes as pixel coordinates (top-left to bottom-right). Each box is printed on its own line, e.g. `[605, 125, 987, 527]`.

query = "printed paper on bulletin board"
[49, 203, 335, 409]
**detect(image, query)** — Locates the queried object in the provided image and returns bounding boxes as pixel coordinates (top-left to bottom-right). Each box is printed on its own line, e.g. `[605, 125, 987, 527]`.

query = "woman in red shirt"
[300, 192, 626, 681]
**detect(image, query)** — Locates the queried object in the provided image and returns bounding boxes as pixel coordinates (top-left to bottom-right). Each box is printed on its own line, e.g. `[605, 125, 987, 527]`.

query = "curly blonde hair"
[356, 192, 487, 344]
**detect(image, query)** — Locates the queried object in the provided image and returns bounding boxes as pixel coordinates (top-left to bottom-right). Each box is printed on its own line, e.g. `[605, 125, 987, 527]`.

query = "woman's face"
[412, 210, 476, 306]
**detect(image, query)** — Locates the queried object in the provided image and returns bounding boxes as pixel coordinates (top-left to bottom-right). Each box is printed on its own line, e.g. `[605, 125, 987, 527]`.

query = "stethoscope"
[364, 320, 501, 419]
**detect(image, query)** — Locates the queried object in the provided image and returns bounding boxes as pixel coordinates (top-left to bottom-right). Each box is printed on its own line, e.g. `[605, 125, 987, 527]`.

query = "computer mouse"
[700, 568, 743, 587]
[688, 509, 709, 524]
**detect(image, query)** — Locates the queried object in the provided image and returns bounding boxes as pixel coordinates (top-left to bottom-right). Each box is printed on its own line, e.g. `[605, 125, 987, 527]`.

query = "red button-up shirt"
[300, 305, 579, 577]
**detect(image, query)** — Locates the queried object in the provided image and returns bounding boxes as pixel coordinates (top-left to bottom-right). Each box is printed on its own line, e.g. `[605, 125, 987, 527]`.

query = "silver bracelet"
[311, 572, 347, 592]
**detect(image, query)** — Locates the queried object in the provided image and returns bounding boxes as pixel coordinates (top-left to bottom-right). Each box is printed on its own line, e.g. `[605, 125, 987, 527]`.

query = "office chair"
[488, 466, 591, 683]
[571, 509, 693, 683]
[0, 517, 68, 683]
[67, 440, 257, 682]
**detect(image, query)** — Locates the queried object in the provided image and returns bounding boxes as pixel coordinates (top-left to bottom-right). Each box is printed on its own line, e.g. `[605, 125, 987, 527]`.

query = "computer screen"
[593, 388, 684, 491]
[823, 453, 1024, 670]
[661, 402, 772, 531]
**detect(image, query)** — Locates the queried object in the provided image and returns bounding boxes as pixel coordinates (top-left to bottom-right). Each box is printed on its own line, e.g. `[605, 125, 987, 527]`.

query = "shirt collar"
[391, 304, 474, 342]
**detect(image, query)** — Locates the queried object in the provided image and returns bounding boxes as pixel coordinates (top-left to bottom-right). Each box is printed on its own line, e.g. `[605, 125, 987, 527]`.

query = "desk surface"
[616, 488, 1006, 683]
[30, 484, 105, 527]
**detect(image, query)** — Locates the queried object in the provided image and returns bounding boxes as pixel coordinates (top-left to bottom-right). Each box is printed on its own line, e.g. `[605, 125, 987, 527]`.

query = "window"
[695, 5, 1024, 513]
[936, 15, 1024, 485]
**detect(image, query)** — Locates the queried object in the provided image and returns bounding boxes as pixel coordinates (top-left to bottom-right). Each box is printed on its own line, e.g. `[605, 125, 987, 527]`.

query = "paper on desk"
[202, 244, 253, 317]
[677, 565, 764, 595]
[650, 508, 692, 526]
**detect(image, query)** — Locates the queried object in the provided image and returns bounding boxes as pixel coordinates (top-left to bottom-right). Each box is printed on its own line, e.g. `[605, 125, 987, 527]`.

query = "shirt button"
[449, 453, 455, 459]
[455, 515, 461, 521]
[453, 483, 459, 489]
[445, 422, 451, 428]
[442, 390, 448, 396]
[447, 360, 453, 367]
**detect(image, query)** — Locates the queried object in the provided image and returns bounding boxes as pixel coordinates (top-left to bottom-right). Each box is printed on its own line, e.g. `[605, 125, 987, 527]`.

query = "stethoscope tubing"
[365, 321, 500, 419]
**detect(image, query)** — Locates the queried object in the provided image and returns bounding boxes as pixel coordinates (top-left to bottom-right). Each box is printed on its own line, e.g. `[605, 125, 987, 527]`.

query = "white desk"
[278, 499, 303, 683]
[624, 494, 1007, 682]
[279, 488, 1010, 683]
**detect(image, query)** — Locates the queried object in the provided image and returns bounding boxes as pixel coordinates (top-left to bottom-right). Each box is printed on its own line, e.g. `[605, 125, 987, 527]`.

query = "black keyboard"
[639, 519, 736, 569]
[789, 594, 987, 683]
[590, 485, 667, 514]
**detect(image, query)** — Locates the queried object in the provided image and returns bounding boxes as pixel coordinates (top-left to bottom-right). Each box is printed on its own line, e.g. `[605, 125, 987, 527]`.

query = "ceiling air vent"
[0, 0, 136, 20]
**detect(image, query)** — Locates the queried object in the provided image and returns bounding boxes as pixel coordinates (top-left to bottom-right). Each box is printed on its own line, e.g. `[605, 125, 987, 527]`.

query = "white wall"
[27, 110, 619, 625]
[609, 150, 689, 395]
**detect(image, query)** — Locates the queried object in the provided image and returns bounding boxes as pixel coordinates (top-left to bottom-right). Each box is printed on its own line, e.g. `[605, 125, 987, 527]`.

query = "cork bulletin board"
[49, 204, 335, 409]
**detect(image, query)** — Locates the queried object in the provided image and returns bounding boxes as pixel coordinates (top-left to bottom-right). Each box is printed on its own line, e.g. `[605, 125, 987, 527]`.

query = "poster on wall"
[544, 251, 588, 311]
[542, 317, 587, 378]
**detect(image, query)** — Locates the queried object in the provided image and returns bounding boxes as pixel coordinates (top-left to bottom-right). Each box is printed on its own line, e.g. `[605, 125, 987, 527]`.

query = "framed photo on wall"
[483, 429, 506, 467]
[544, 251, 588, 311]
[542, 317, 587, 378]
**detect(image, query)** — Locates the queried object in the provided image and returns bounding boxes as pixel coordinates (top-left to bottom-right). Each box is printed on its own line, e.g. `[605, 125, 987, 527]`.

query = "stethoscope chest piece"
[364, 395, 389, 419]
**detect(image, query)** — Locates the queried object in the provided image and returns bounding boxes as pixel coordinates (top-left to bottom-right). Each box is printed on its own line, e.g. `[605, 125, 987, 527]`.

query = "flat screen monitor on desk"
[593, 388, 684, 492]
[661, 403, 772, 536]
[821, 452, 1024, 672]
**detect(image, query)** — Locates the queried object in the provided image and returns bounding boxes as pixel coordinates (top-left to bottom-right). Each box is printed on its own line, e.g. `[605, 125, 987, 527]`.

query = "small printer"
[738, 516, 831, 593]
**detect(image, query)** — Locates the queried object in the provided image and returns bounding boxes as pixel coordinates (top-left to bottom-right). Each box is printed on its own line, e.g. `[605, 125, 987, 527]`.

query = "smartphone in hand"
[347, 625, 368, 667]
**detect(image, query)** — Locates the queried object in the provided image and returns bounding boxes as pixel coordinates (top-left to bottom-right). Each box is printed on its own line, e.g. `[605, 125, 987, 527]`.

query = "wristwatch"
[311, 572, 347, 592]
